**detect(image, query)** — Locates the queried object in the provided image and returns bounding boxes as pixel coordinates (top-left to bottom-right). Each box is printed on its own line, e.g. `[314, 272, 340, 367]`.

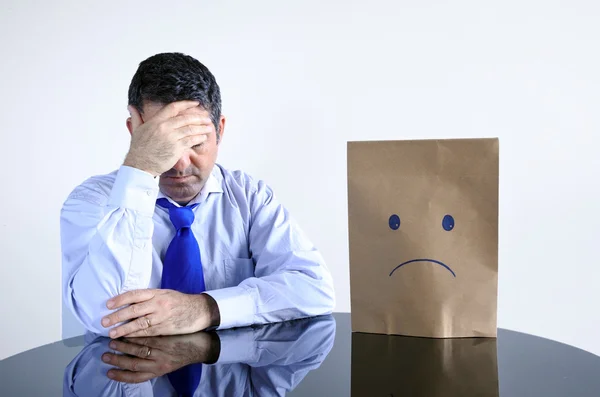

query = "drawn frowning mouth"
[389, 259, 456, 278]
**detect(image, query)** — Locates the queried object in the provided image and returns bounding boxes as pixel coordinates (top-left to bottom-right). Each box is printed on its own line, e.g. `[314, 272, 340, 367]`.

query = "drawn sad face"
[347, 139, 499, 337]
[387, 213, 457, 278]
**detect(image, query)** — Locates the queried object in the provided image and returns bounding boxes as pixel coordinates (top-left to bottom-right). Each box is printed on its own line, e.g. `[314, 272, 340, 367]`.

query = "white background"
[1, 0, 599, 360]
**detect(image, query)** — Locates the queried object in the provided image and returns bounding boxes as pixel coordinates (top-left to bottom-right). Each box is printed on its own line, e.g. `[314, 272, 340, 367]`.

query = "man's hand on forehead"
[123, 100, 214, 176]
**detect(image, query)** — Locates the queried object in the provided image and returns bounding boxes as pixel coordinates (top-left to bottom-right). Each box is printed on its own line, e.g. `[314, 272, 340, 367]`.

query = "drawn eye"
[442, 214, 455, 231]
[389, 214, 401, 230]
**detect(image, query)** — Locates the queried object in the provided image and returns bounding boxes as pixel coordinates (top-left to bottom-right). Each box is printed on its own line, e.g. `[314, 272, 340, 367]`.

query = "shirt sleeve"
[213, 315, 336, 395]
[64, 335, 168, 397]
[205, 179, 336, 330]
[214, 314, 336, 365]
[61, 166, 158, 335]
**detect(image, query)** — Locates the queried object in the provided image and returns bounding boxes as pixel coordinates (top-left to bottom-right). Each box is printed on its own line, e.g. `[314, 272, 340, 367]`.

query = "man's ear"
[126, 117, 133, 135]
[217, 115, 226, 145]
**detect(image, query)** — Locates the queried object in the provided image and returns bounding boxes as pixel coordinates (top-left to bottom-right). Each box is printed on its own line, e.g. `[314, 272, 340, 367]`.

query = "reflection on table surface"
[2, 313, 600, 396]
[352, 332, 499, 397]
[63, 315, 336, 397]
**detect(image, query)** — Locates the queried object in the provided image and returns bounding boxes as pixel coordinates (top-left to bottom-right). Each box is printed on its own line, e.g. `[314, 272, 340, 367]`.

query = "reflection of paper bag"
[351, 332, 499, 397]
[347, 138, 499, 337]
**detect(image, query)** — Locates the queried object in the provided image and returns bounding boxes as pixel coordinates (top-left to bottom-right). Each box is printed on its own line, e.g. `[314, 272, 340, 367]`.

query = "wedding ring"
[145, 317, 152, 328]
[146, 347, 152, 358]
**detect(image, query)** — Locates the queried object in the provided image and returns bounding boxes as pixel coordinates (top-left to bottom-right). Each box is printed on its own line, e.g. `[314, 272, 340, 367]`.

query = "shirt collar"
[157, 166, 223, 207]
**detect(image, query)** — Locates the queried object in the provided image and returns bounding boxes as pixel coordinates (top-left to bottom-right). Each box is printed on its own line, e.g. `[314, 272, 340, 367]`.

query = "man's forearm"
[61, 166, 158, 334]
[203, 254, 335, 331]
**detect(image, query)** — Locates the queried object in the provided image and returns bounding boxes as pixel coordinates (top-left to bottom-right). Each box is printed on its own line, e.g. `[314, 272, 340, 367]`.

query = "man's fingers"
[123, 336, 167, 350]
[108, 314, 158, 339]
[165, 113, 213, 130]
[175, 123, 213, 139]
[180, 133, 209, 149]
[127, 105, 144, 131]
[154, 100, 200, 121]
[122, 337, 153, 347]
[107, 369, 157, 384]
[102, 352, 155, 373]
[109, 339, 155, 359]
[125, 326, 164, 338]
[106, 289, 156, 310]
[102, 301, 153, 328]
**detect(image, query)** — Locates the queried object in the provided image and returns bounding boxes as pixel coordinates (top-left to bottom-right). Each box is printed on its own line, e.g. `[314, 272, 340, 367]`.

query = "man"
[61, 52, 335, 339]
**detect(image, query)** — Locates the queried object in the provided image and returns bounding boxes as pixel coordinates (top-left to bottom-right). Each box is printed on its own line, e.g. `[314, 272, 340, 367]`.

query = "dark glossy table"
[2, 313, 600, 396]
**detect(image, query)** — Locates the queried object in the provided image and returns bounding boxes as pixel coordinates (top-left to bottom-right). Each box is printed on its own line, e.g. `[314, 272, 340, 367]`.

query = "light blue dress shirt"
[63, 314, 336, 396]
[60, 164, 335, 335]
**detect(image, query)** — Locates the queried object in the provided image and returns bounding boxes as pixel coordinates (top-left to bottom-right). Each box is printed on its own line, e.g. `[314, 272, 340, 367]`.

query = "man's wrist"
[204, 332, 221, 364]
[196, 293, 221, 331]
[186, 331, 221, 364]
[123, 153, 159, 177]
[204, 293, 221, 328]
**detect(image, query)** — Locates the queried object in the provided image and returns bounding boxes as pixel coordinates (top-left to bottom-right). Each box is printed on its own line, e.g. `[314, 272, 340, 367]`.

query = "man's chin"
[160, 183, 202, 204]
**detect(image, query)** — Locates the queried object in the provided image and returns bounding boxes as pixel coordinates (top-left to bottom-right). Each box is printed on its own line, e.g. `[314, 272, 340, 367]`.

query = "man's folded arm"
[205, 179, 335, 330]
[60, 166, 158, 335]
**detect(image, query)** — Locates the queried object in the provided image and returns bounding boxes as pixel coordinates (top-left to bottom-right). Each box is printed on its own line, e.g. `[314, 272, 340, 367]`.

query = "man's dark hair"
[128, 52, 222, 141]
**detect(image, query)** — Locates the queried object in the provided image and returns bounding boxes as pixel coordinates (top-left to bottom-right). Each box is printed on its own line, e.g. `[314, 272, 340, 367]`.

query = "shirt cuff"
[213, 327, 257, 365]
[108, 166, 158, 215]
[204, 286, 256, 330]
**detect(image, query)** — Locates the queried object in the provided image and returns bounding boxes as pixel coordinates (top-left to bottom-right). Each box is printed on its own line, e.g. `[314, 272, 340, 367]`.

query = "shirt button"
[146, 190, 152, 196]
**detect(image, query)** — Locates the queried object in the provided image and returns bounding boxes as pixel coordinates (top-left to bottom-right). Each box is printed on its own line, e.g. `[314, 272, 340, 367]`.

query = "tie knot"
[157, 198, 198, 230]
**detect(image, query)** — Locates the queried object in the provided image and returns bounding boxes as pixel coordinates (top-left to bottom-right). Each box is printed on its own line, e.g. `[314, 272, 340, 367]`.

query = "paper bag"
[351, 332, 499, 396]
[347, 138, 499, 337]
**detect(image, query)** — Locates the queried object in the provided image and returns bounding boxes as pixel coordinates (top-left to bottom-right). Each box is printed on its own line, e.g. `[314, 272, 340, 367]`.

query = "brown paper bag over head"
[347, 138, 499, 337]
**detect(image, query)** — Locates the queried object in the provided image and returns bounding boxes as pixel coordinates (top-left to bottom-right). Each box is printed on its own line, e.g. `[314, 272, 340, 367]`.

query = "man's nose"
[172, 152, 192, 172]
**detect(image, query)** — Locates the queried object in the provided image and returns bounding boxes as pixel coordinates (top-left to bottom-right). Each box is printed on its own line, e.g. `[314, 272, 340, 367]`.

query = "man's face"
[141, 101, 225, 205]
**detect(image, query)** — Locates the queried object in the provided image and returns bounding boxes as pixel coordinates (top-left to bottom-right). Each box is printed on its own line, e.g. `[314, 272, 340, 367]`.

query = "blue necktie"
[157, 198, 206, 293]
[156, 198, 204, 397]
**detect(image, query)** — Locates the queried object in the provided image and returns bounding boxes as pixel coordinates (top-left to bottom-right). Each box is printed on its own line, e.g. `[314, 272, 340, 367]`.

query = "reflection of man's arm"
[214, 314, 337, 395]
[64, 331, 219, 396]
[63, 334, 160, 397]
[65, 315, 336, 396]
[216, 314, 336, 366]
